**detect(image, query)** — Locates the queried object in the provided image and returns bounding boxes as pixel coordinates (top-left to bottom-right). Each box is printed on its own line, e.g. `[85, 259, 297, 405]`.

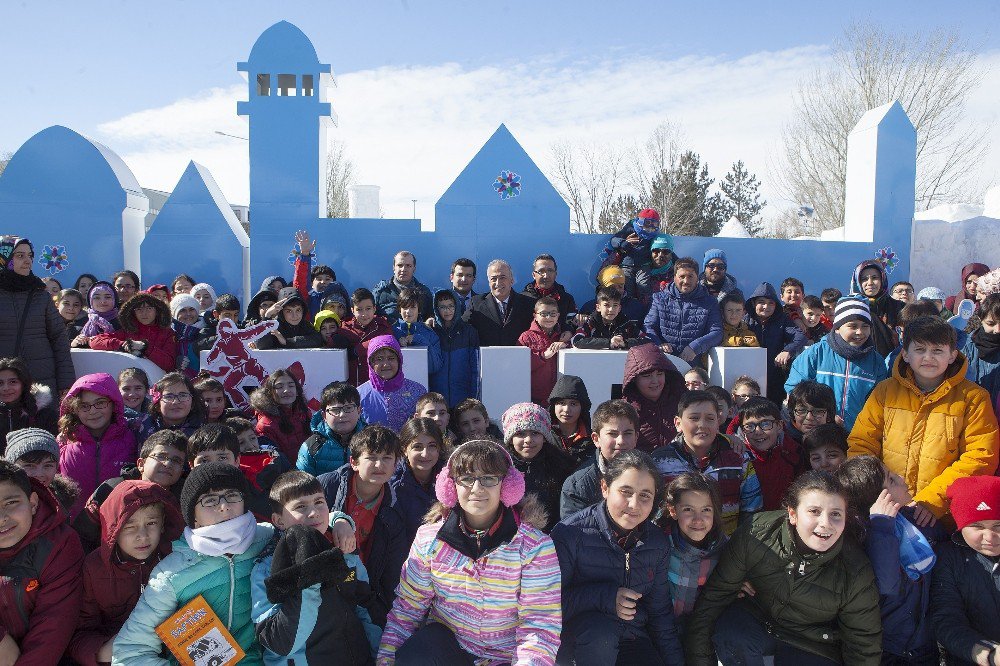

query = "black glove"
[121, 340, 147, 357]
[266, 524, 371, 606]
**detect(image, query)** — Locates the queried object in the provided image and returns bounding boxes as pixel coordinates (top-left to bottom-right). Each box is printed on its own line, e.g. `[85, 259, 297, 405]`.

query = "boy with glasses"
[519, 296, 568, 407]
[737, 398, 802, 510]
[297, 382, 364, 477]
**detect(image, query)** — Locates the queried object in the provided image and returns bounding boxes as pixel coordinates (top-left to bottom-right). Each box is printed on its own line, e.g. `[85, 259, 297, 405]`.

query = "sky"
[2, 1, 997, 228]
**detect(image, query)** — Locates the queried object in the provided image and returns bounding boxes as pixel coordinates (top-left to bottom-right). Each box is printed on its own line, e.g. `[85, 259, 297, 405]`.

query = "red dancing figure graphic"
[203, 318, 277, 409]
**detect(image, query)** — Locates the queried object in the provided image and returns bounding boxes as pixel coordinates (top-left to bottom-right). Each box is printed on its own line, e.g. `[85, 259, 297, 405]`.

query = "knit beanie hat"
[637, 209, 660, 224]
[179, 461, 249, 526]
[277, 286, 299, 301]
[169, 293, 200, 319]
[948, 475, 1000, 530]
[501, 402, 558, 448]
[916, 287, 946, 302]
[651, 234, 674, 251]
[833, 297, 872, 329]
[977, 269, 1000, 297]
[314, 309, 342, 331]
[703, 249, 727, 268]
[4, 428, 58, 463]
[321, 293, 348, 311]
[597, 265, 626, 287]
[191, 283, 218, 309]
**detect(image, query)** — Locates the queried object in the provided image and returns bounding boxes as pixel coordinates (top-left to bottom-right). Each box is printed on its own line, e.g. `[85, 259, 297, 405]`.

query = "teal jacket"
[111, 523, 275, 665]
[296, 410, 364, 477]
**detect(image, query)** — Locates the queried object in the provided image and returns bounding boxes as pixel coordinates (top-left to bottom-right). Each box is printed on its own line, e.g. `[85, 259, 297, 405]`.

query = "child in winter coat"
[519, 296, 568, 407]
[733, 398, 802, 511]
[785, 297, 888, 432]
[548, 374, 593, 467]
[190, 282, 217, 316]
[69, 480, 184, 666]
[783, 380, 836, 445]
[944, 261, 990, 313]
[377, 440, 562, 664]
[193, 376, 240, 424]
[118, 367, 150, 418]
[428, 289, 480, 408]
[931, 475, 1000, 664]
[342, 288, 395, 386]
[572, 286, 646, 350]
[501, 402, 576, 532]
[113, 462, 274, 665]
[835, 456, 946, 666]
[89, 293, 177, 372]
[58, 373, 138, 518]
[600, 208, 661, 297]
[255, 294, 324, 349]
[743, 282, 807, 403]
[251, 368, 312, 463]
[390, 417, 446, 544]
[297, 382, 365, 477]
[291, 230, 351, 318]
[393, 288, 443, 373]
[358, 335, 427, 432]
[961, 291, 1000, 404]
[73, 281, 120, 348]
[57, 287, 87, 338]
[6, 427, 80, 514]
[803, 423, 849, 474]
[0, 462, 84, 664]
[621, 343, 686, 453]
[800, 295, 832, 344]
[0, 356, 57, 445]
[553, 450, 685, 665]
[851, 259, 906, 357]
[314, 309, 354, 349]
[131, 372, 206, 445]
[168, 293, 202, 376]
[720, 293, 760, 347]
[684, 472, 882, 666]
[414, 392, 456, 448]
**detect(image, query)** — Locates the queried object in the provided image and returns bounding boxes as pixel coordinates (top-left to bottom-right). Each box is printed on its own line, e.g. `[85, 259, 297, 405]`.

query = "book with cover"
[154, 594, 245, 666]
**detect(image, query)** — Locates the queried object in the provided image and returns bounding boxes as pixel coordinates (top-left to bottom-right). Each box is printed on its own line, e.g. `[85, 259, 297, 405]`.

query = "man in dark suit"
[462, 259, 536, 346]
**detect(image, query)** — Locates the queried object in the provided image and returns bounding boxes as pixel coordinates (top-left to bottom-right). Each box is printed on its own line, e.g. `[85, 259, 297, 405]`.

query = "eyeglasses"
[705, 263, 727, 271]
[535, 311, 559, 318]
[793, 408, 828, 420]
[78, 398, 112, 413]
[732, 393, 758, 402]
[325, 405, 357, 416]
[743, 420, 776, 433]
[197, 491, 244, 509]
[455, 475, 502, 489]
[116, 284, 137, 292]
[148, 453, 185, 467]
[533, 268, 555, 276]
[437, 304, 456, 311]
[161, 392, 192, 403]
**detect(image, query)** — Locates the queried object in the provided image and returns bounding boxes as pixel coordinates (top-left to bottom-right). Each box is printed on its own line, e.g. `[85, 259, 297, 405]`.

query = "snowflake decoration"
[874, 246, 899, 274]
[494, 170, 521, 200]
[287, 244, 316, 266]
[38, 244, 69, 275]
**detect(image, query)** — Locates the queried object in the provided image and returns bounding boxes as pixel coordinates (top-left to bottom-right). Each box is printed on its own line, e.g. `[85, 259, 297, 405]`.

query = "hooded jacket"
[341, 315, 394, 386]
[252, 385, 312, 463]
[377, 496, 561, 665]
[428, 289, 480, 407]
[643, 283, 723, 355]
[69, 481, 184, 666]
[548, 374, 593, 467]
[518, 319, 564, 408]
[255, 295, 324, 350]
[945, 262, 990, 313]
[0, 382, 57, 448]
[961, 331, 1000, 405]
[744, 282, 807, 401]
[296, 409, 365, 477]
[357, 335, 426, 432]
[89, 294, 178, 372]
[372, 276, 433, 322]
[622, 344, 686, 453]
[391, 318, 443, 374]
[684, 511, 882, 666]
[931, 532, 1000, 661]
[244, 288, 278, 326]
[848, 353, 1000, 519]
[506, 435, 577, 533]
[58, 373, 138, 518]
[0, 274, 76, 392]
[850, 260, 906, 357]
[0, 478, 83, 664]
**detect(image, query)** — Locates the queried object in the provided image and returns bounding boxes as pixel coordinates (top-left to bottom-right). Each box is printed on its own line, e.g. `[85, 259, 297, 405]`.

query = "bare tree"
[628, 121, 685, 205]
[549, 140, 625, 234]
[774, 22, 989, 231]
[325, 141, 354, 218]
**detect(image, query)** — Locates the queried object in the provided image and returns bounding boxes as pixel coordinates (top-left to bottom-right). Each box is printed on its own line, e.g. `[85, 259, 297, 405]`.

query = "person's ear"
[674, 415, 683, 430]
[787, 506, 797, 525]
[271, 512, 285, 530]
[600, 478, 610, 500]
[28, 492, 38, 516]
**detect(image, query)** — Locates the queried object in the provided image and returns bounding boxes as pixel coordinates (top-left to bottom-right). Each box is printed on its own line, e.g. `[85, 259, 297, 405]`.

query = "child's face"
[176, 306, 199, 325]
[533, 304, 560, 332]
[158, 381, 193, 424]
[216, 309, 239, 324]
[961, 520, 1000, 557]
[138, 444, 186, 487]
[674, 401, 719, 450]
[352, 299, 376, 327]
[191, 448, 238, 467]
[202, 390, 226, 420]
[458, 409, 487, 438]
[273, 492, 329, 533]
[91, 290, 115, 313]
[117, 504, 165, 560]
[822, 299, 837, 317]
[268, 279, 285, 292]
[716, 400, 730, 423]
[150, 289, 170, 304]
[370, 347, 400, 382]
[320, 320, 339, 343]
[800, 306, 823, 328]
[781, 285, 803, 306]
[596, 298, 621, 323]
[552, 399, 581, 427]
[405, 434, 441, 477]
[883, 467, 913, 505]
[808, 445, 846, 473]
[77, 277, 95, 294]
[859, 267, 882, 297]
[329, 301, 347, 321]
[742, 414, 779, 451]
[455, 466, 503, 521]
[836, 321, 872, 348]
[684, 371, 706, 391]
[173, 278, 193, 294]
[787, 490, 846, 552]
[634, 369, 664, 401]
[16, 456, 57, 487]
[436, 298, 456, 324]
[312, 274, 333, 292]
[901, 340, 958, 386]
[258, 300, 275, 319]
[966, 274, 980, 296]
[58, 296, 82, 322]
[791, 402, 828, 434]
[193, 289, 213, 310]
[351, 451, 397, 487]
[0, 481, 37, 549]
[400, 304, 419, 324]
[417, 401, 450, 431]
[668, 489, 714, 544]
[75, 390, 114, 433]
[601, 467, 657, 531]
[0, 370, 24, 405]
[193, 488, 246, 528]
[731, 385, 759, 407]
[119, 378, 147, 410]
[510, 430, 544, 460]
[594, 417, 637, 460]
[236, 429, 259, 452]
[722, 301, 744, 326]
[282, 303, 304, 326]
[273, 376, 298, 406]
[982, 314, 1000, 335]
[134, 302, 158, 327]
[754, 298, 776, 320]
[324, 401, 360, 435]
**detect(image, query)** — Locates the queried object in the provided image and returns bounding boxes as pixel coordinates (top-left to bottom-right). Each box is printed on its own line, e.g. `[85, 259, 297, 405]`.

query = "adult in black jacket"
[463, 259, 535, 346]
[521, 254, 578, 327]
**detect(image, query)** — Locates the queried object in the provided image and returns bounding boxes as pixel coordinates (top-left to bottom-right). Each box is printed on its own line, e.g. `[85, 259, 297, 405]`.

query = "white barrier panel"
[201, 348, 347, 411]
[480, 346, 531, 419]
[400, 347, 428, 391]
[71, 349, 166, 385]
[707, 346, 769, 394]
[558, 347, 690, 416]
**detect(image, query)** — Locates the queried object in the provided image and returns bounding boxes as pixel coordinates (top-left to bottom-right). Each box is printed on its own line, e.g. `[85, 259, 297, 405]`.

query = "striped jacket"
[652, 434, 762, 535]
[377, 496, 561, 665]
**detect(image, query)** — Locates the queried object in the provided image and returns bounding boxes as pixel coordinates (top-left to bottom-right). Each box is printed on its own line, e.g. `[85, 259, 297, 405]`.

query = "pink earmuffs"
[435, 439, 526, 508]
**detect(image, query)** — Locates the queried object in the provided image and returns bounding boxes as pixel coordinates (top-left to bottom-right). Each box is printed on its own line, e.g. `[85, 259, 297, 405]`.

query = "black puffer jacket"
[931, 533, 1000, 664]
[0, 287, 75, 392]
[507, 439, 576, 533]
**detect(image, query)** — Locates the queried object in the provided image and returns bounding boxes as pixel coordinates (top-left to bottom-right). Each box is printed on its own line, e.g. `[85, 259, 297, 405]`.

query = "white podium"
[707, 346, 768, 393]
[558, 347, 690, 416]
[480, 346, 531, 419]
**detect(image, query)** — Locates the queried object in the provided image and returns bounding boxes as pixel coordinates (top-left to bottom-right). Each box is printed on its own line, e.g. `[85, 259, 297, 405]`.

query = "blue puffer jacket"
[643, 283, 723, 355]
[784, 335, 888, 432]
[389, 459, 445, 544]
[112, 522, 274, 665]
[961, 334, 1000, 405]
[392, 319, 444, 374]
[429, 290, 480, 408]
[551, 502, 684, 665]
[296, 410, 365, 477]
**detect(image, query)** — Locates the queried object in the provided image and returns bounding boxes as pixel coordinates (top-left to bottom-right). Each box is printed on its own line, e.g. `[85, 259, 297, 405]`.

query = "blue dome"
[243, 21, 324, 71]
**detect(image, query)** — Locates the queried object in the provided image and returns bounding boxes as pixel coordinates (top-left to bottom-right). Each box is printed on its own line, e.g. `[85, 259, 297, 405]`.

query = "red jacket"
[742, 424, 803, 511]
[518, 320, 562, 408]
[340, 316, 393, 385]
[89, 321, 177, 372]
[69, 481, 184, 666]
[252, 392, 312, 463]
[0, 478, 83, 665]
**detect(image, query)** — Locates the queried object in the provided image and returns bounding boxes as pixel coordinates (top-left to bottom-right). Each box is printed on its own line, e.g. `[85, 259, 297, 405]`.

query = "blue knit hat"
[651, 234, 674, 251]
[703, 249, 727, 267]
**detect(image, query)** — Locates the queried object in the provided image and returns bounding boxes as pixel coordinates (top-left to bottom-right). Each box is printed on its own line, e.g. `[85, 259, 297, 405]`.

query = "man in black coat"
[463, 259, 535, 346]
[521, 253, 578, 327]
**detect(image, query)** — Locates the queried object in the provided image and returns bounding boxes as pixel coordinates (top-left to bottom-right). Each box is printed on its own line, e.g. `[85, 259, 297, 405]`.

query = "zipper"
[95, 440, 102, 488]
[227, 555, 235, 628]
[799, 560, 806, 576]
[841, 361, 850, 420]
[624, 551, 631, 589]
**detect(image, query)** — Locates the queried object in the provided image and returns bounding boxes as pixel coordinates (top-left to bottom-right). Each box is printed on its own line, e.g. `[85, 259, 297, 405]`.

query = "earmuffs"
[434, 439, 525, 508]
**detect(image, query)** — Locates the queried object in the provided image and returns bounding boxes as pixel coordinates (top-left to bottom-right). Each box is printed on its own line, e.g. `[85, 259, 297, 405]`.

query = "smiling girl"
[250, 369, 311, 462]
[390, 416, 446, 542]
[74, 281, 120, 347]
[89, 293, 177, 372]
[358, 335, 426, 432]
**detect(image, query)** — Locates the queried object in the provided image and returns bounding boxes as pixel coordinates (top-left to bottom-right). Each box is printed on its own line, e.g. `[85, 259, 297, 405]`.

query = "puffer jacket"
[111, 521, 274, 665]
[377, 496, 562, 665]
[643, 283, 723, 355]
[58, 373, 138, 519]
[0, 382, 57, 448]
[358, 335, 426, 432]
[390, 458, 445, 545]
[519, 320, 563, 408]
[391, 319, 443, 374]
[90, 320, 177, 373]
[560, 451, 606, 520]
[0, 284, 75, 391]
[931, 532, 1000, 663]
[848, 353, 1000, 519]
[372, 276, 433, 323]
[296, 410, 364, 477]
[551, 502, 684, 665]
[961, 331, 1000, 405]
[69, 481, 184, 666]
[429, 290, 480, 408]
[622, 343, 686, 452]
[0, 478, 83, 664]
[341, 315, 394, 386]
[721, 321, 759, 347]
[684, 511, 882, 666]
[784, 333, 888, 432]
[252, 388, 312, 463]
[744, 282, 807, 401]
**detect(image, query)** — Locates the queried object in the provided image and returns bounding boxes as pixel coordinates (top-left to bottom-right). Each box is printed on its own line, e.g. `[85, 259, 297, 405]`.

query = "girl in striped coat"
[377, 440, 562, 665]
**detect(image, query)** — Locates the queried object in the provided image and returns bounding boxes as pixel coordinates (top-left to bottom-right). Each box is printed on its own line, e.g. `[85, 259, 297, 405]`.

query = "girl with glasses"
[132, 372, 206, 445]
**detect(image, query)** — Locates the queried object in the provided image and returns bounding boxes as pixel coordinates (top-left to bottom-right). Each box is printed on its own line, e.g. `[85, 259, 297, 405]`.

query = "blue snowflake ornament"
[287, 244, 316, 266]
[874, 247, 898, 274]
[39, 244, 69, 274]
[494, 171, 521, 200]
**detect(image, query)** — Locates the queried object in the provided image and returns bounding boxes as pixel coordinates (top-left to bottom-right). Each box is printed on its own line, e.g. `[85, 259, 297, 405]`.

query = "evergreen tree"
[648, 151, 723, 237]
[597, 194, 641, 235]
[718, 160, 766, 236]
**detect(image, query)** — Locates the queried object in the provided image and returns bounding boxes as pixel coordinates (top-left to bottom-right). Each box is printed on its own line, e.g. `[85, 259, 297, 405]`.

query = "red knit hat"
[637, 208, 660, 223]
[947, 475, 1000, 529]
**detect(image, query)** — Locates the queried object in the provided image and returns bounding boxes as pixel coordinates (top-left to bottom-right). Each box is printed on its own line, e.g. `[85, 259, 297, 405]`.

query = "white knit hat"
[169, 293, 200, 319]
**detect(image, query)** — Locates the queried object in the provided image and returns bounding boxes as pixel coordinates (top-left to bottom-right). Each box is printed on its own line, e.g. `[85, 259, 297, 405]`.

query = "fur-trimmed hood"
[422, 492, 548, 530]
[29, 383, 54, 411]
[119, 293, 172, 331]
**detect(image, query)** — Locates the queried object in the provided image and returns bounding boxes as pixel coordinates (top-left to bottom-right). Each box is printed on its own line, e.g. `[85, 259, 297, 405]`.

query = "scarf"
[182, 511, 257, 557]
[825, 329, 875, 362]
[0, 270, 44, 293]
[631, 218, 659, 241]
[650, 258, 675, 277]
[81, 308, 119, 337]
[369, 366, 405, 393]
[894, 513, 936, 580]
[438, 505, 517, 560]
[973, 328, 1000, 361]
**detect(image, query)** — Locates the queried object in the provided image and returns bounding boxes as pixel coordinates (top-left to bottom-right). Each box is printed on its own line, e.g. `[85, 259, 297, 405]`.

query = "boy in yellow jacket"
[720, 293, 759, 347]
[848, 316, 999, 521]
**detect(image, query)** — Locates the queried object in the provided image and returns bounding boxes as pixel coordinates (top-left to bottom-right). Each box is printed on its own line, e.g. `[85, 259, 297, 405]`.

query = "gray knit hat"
[5, 428, 59, 463]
